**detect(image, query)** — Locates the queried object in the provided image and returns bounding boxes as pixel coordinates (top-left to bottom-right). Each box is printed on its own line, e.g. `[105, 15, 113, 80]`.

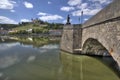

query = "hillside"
[13, 24, 47, 31]
[0, 24, 18, 30]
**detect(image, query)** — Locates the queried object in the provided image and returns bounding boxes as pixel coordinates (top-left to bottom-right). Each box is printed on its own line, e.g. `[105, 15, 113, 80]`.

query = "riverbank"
[0, 35, 60, 47]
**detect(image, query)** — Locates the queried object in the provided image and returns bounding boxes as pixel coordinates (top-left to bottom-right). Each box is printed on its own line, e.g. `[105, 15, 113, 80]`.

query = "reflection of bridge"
[61, 0, 120, 69]
[60, 51, 119, 80]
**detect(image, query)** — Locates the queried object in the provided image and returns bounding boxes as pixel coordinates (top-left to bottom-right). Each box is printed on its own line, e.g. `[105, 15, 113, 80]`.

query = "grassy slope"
[13, 24, 47, 31]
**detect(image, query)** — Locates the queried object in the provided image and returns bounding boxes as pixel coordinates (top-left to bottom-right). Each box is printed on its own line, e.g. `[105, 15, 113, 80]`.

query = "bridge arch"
[82, 21, 120, 68]
[82, 38, 110, 56]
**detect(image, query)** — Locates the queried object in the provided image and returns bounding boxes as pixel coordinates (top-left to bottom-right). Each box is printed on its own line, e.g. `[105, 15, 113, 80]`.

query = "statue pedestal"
[60, 25, 82, 53]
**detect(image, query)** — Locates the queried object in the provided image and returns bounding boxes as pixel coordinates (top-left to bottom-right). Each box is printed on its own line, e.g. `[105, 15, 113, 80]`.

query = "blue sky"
[0, 0, 113, 24]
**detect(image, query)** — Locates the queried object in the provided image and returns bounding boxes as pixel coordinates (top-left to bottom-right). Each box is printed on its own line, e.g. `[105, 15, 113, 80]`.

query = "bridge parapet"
[83, 0, 120, 28]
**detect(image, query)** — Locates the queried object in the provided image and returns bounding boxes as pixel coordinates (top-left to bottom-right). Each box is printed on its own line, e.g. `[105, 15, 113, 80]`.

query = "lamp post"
[81, 11, 83, 25]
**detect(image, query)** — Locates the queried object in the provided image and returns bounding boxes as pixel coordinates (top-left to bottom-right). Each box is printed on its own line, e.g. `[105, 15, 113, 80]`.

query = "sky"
[0, 0, 113, 24]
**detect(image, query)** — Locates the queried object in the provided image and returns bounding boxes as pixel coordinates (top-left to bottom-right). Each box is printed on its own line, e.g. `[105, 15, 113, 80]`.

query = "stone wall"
[60, 25, 82, 53]
[82, 0, 120, 67]
[82, 20, 120, 68]
[73, 25, 82, 49]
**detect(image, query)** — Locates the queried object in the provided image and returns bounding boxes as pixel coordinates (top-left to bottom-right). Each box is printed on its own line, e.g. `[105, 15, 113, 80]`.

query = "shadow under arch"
[82, 38, 110, 56]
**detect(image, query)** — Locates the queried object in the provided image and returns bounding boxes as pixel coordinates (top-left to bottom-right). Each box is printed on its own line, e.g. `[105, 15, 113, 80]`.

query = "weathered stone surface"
[60, 25, 82, 53]
[61, 0, 120, 69]
[82, 20, 120, 66]
[82, 38, 110, 56]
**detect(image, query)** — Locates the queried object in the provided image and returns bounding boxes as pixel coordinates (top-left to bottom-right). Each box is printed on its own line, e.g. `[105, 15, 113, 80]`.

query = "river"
[0, 37, 119, 80]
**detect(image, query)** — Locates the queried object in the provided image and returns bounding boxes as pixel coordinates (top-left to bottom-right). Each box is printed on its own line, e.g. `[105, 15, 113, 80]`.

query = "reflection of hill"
[0, 37, 17, 43]
[17, 37, 59, 48]
[18, 37, 50, 47]
[60, 51, 120, 80]
[0, 36, 59, 48]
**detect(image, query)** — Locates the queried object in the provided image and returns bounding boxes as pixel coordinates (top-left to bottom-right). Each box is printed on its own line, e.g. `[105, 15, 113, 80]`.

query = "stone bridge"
[60, 0, 120, 68]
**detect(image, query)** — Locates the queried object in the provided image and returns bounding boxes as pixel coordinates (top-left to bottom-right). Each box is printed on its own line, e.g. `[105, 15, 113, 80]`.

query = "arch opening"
[82, 38, 110, 56]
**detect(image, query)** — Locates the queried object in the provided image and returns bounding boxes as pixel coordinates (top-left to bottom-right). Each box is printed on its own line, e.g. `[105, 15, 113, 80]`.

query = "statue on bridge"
[66, 14, 71, 24]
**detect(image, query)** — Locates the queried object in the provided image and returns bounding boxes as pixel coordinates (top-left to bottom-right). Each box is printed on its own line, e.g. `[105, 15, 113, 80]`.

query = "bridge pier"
[60, 24, 82, 53]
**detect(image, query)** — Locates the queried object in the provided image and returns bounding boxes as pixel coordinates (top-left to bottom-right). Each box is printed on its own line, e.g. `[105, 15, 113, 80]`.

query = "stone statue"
[66, 14, 71, 24]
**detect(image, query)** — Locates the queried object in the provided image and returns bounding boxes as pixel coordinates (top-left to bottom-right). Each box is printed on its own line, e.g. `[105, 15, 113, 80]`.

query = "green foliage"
[48, 23, 63, 29]
[0, 24, 18, 30]
[18, 30, 28, 34]
[9, 21, 63, 35]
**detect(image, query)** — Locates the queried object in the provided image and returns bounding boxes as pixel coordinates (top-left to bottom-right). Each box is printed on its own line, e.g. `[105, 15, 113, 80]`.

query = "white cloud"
[48, 1, 51, 4]
[0, 16, 17, 24]
[89, 0, 112, 4]
[84, 8, 101, 15]
[38, 12, 63, 21]
[77, 3, 88, 10]
[72, 8, 101, 16]
[0, 0, 16, 10]
[84, 18, 88, 21]
[63, 19, 72, 24]
[71, 0, 105, 17]
[24, 1, 33, 8]
[10, 9, 15, 12]
[68, 0, 82, 6]
[39, 15, 63, 21]
[20, 19, 30, 22]
[37, 12, 47, 16]
[60, 6, 75, 12]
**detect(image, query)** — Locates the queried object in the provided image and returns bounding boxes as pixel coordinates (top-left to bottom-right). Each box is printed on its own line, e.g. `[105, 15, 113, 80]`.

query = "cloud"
[0, 0, 16, 10]
[63, 19, 72, 24]
[38, 12, 63, 21]
[60, 6, 75, 12]
[72, 8, 101, 16]
[23, 1, 33, 8]
[71, 0, 105, 17]
[0, 16, 17, 24]
[10, 9, 15, 12]
[89, 0, 113, 4]
[84, 18, 88, 21]
[40, 15, 63, 21]
[77, 3, 88, 10]
[48, 1, 51, 4]
[68, 0, 82, 6]
[37, 12, 47, 16]
[69, 0, 112, 17]
[20, 19, 30, 22]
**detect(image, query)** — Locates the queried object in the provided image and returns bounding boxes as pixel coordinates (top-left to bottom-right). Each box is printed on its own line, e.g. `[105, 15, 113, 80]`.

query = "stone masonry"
[82, 0, 120, 67]
[60, 25, 82, 53]
[61, 0, 120, 68]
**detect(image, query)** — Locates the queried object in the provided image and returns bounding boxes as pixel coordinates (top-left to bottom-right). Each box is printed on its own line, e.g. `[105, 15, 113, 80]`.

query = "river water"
[0, 37, 119, 80]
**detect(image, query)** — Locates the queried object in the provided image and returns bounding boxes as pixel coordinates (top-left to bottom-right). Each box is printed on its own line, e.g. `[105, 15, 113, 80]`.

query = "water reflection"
[27, 56, 36, 62]
[0, 42, 60, 80]
[0, 37, 119, 80]
[0, 55, 19, 69]
[60, 51, 120, 80]
[0, 36, 59, 48]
